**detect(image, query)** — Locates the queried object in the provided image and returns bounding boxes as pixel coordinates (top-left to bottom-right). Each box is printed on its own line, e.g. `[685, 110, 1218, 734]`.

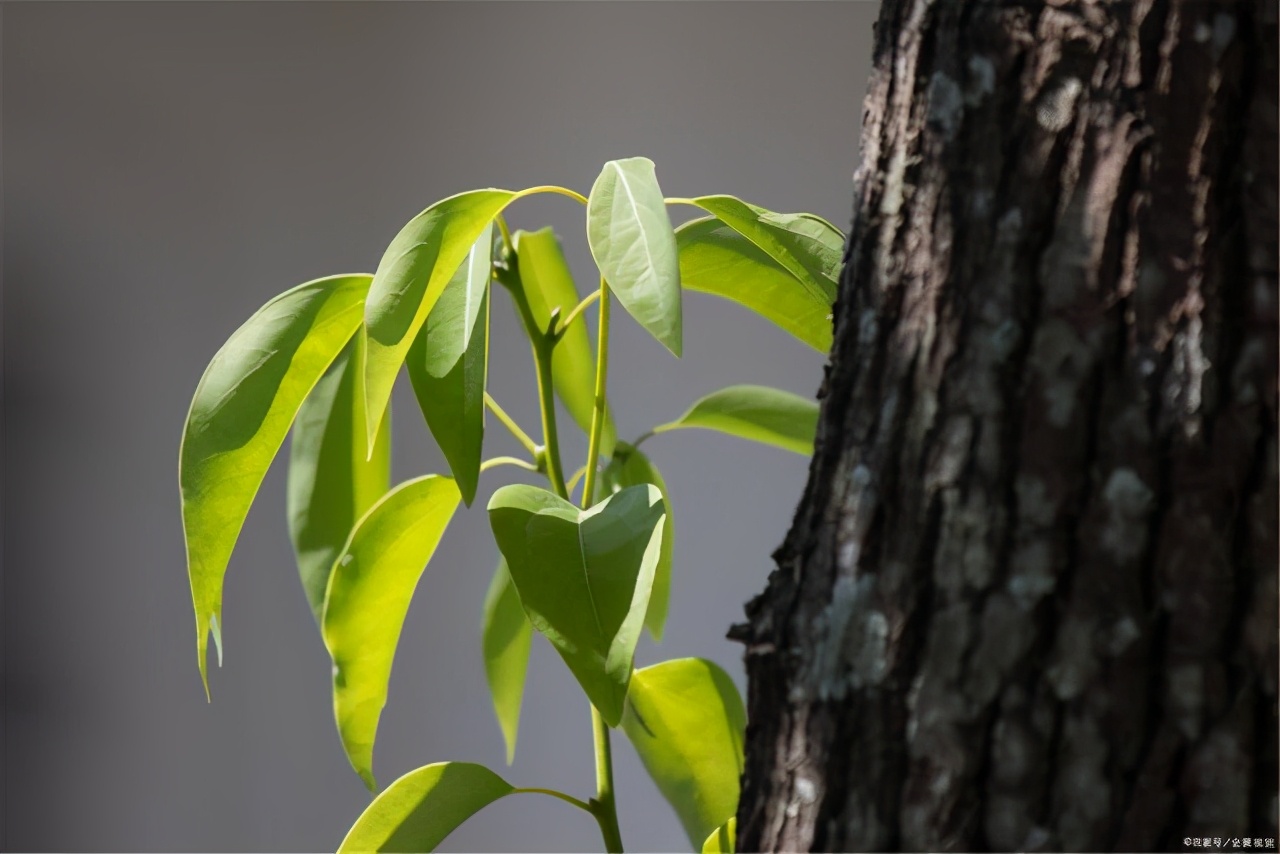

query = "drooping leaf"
[322, 475, 462, 790]
[688, 195, 843, 307]
[338, 762, 514, 853]
[481, 558, 532, 765]
[587, 157, 682, 356]
[621, 658, 746, 848]
[407, 225, 492, 505]
[677, 216, 833, 353]
[180, 273, 370, 691]
[702, 818, 737, 854]
[487, 483, 665, 726]
[514, 227, 616, 456]
[287, 335, 392, 626]
[363, 189, 518, 451]
[598, 442, 674, 641]
[653, 384, 818, 455]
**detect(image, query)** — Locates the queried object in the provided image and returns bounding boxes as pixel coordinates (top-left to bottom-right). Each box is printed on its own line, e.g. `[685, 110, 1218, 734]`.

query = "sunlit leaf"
[363, 189, 517, 452]
[481, 558, 532, 765]
[622, 658, 746, 848]
[180, 273, 370, 691]
[688, 195, 843, 307]
[338, 762, 513, 853]
[487, 483, 665, 725]
[653, 384, 818, 455]
[599, 442, 674, 641]
[322, 475, 462, 790]
[407, 225, 492, 505]
[514, 227, 616, 456]
[702, 818, 737, 854]
[587, 157, 682, 356]
[677, 216, 833, 353]
[288, 336, 391, 625]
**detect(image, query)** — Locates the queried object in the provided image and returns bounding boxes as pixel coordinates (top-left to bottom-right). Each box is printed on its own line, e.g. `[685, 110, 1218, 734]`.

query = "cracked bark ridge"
[734, 0, 1278, 850]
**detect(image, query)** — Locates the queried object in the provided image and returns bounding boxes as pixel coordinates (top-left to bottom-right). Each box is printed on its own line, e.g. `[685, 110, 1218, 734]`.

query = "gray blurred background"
[2, 3, 873, 850]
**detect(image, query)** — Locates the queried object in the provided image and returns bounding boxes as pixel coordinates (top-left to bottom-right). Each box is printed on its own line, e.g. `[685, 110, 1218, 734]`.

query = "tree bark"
[734, 0, 1278, 850]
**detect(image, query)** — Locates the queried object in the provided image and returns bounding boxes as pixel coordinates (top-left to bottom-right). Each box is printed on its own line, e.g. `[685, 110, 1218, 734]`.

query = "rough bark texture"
[735, 0, 1278, 850]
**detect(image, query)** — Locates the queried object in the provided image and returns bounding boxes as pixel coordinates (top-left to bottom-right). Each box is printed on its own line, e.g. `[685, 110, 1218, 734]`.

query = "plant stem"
[478, 455, 539, 474]
[580, 281, 611, 507]
[556, 290, 601, 338]
[590, 706, 624, 853]
[484, 393, 539, 457]
[513, 787, 595, 814]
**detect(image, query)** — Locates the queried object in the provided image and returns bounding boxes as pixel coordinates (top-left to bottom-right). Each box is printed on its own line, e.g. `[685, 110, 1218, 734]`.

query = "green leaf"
[487, 483, 665, 726]
[587, 157, 682, 356]
[622, 658, 746, 848]
[287, 336, 392, 625]
[688, 195, 844, 306]
[514, 227, 616, 456]
[322, 475, 462, 790]
[702, 818, 737, 854]
[653, 384, 818, 455]
[180, 273, 370, 691]
[598, 443, 674, 642]
[363, 189, 518, 452]
[677, 216, 833, 353]
[338, 762, 514, 853]
[407, 225, 492, 505]
[481, 558, 532, 765]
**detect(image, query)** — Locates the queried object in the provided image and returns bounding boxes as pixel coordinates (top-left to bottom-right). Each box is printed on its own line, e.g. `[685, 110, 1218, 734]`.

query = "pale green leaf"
[587, 157, 682, 356]
[180, 273, 370, 691]
[287, 335, 391, 625]
[481, 558, 532, 765]
[322, 475, 462, 790]
[407, 226, 492, 505]
[677, 216, 833, 353]
[598, 442, 674, 641]
[514, 227, 616, 456]
[338, 762, 513, 853]
[689, 195, 843, 306]
[363, 189, 517, 451]
[622, 658, 746, 848]
[702, 818, 737, 854]
[487, 483, 665, 726]
[653, 385, 818, 455]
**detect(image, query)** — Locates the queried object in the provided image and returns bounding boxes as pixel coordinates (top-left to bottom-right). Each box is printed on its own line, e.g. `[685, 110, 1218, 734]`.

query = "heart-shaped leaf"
[598, 443, 674, 641]
[622, 658, 746, 848]
[688, 195, 843, 307]
[180, 273, 370, 691]
[322, 475, 462, 790]
[653, 384, 818, 455]
[407, 225, 493, 505]
[288, 335, 392, 626]
[487, 483, 665, 726]
[677, 216, 833, 353]
[363, 189, 517, 451]
[338, 762, 514, 853]
[587, 158, 682, 356]
[481, 558, 532, 765]
[702, 818, 737, 854]
[514, 227, 616, 456]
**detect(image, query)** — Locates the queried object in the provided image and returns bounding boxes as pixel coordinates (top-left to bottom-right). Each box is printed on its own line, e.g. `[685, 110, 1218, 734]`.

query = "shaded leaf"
[338, 762, 513, 853]
[407, 226, 492, 505]
[598, 442, 674, 641]
[180, 273, 370, 690]
[622, 658, 746, 848]
[677, 216, 833, 353]
[481, 558, 532, 765]
[587, 157, 682, 356]
[702, 818, 737, 854]
[487, 483, 665, 725]
[288, 336, 392, 625]
[514, 227, 616, 456]
[322, 475, 462, 790]
[653, 384, 818, 455]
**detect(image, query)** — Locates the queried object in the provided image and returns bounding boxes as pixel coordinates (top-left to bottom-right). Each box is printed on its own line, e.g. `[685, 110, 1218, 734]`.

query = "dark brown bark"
[734, 0, 1278, 850]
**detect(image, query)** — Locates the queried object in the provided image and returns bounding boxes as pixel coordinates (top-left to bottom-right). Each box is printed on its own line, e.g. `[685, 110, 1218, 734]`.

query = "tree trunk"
[734, 0, 1278, 850]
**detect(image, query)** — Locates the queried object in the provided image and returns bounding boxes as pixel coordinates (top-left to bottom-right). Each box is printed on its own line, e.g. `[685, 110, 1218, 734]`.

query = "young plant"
[178, 157, 842, 852]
